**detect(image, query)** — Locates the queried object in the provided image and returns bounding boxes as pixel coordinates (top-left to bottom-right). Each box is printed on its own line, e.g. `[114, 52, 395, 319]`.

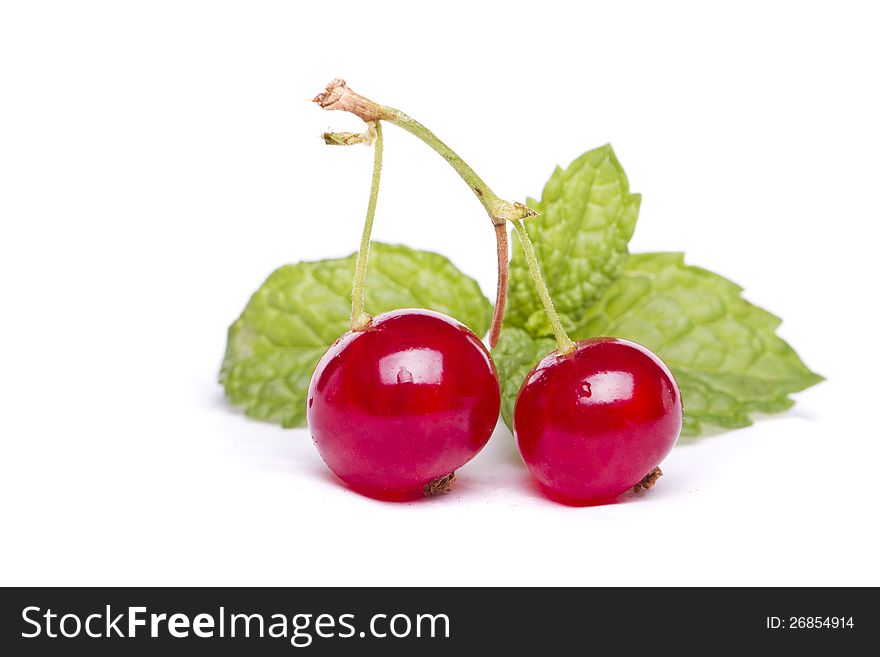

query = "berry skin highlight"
[514, 338, 682, 506]
[308, 309, 501, 501]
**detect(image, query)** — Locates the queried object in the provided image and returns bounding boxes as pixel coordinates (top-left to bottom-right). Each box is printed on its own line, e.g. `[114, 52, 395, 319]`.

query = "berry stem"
[512, 220, 575, 355]
[387, 110, 504, 217]
[323, 123, 377, 146]
[350, 121, 383, 331]
[314, 79, 535, 347]
[489, 223, 508, 348]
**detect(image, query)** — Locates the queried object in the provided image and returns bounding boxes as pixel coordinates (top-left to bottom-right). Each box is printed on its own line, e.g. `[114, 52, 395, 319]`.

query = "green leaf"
[220, 242, 493, 428]
[573, 253, 824, 435]
[506, 144, 640, 333]
[492, 327, 555, 430]
[493, 145, 819, 437]
[493, 253, 822, 436]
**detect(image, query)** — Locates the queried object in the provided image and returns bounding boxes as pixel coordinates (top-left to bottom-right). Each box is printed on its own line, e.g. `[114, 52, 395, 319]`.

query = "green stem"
[350, 122, 383, 331]
[313, 79, 535, 347]
[512, 220, 575, 355]
[380, 109, 505, 217]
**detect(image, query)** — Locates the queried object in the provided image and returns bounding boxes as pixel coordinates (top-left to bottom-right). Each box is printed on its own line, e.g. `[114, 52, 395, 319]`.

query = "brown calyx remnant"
[633, 467, 663, 493]
[424, 472, 456, 497]
[313, 79, 384, 123]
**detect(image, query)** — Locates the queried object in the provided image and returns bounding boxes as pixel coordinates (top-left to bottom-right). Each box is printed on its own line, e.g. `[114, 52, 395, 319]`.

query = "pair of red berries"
[308, 308, 683, 505]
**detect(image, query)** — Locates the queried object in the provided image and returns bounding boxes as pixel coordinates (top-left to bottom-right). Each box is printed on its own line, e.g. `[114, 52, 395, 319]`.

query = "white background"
[1, 1, 878, 586]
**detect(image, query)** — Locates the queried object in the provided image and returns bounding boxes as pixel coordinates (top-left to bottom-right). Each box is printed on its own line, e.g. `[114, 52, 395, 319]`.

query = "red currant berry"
[514, 338, 682, 506]
[307, 309, 501, 501]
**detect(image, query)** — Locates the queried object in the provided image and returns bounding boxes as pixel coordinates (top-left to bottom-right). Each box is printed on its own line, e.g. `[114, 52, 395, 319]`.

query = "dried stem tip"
[323, 124, 376, 146]
[313, 78, 383, 123]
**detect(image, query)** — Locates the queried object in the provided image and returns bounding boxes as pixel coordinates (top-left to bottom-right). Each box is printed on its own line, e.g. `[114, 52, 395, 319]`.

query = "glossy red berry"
[307, 309, 501, 501]
[514, 338, 682, 506]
